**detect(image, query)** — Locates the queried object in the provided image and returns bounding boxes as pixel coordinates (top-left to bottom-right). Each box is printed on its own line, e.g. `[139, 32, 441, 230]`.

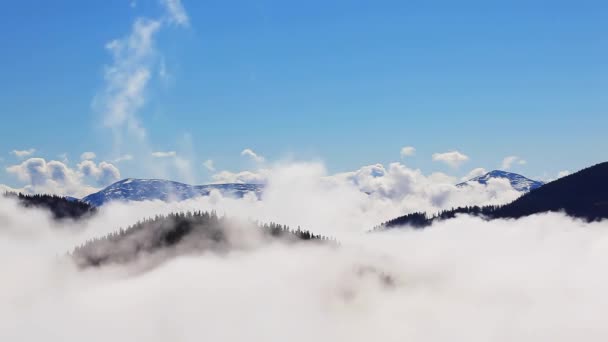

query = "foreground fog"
[2, 168, 608, 341]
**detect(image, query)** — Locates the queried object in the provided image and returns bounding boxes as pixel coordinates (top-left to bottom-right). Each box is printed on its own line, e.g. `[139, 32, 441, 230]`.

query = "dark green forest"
[4, 192, 96, 220]
[72, 211, 334, 267]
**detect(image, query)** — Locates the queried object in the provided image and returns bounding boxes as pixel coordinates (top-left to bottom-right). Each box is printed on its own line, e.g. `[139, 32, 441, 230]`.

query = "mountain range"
[79, 170, 541, 207]
[81, 178, 264, 206]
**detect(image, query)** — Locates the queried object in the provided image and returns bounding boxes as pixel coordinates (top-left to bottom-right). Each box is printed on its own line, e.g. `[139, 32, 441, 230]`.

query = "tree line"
[3, 192, 96, 220]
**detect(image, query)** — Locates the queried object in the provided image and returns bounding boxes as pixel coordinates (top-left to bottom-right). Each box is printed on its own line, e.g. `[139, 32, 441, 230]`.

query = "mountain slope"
[82, 178, 263, 206]
[457, 170, 544, 192]
[490, 162, 608, 220]
[383, 162, 608, 228]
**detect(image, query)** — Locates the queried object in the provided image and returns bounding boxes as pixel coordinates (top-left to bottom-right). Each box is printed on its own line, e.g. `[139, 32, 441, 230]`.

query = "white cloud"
[6, 158, 87, 197]
[203, 159, 215, 171]
[432, 151, 469, 168]
[241, 148, 265, 163]
[5, 158, 121, 197]
[7, 158, 77, 187]
[160, 0, 190, 27]
[114, 154, 134, 163]
[557, 170, 570, 179]
[78, 160, 121, 186]
[11, 148, 36, 158]
[501, 155, 526, 170]
[400, 146, 416, 158]
[331, 162, 517, 213]
[428, 172, 457, 184]
[209, 161, 520, 225]
[80, 152, 97, 161]
[151, 151, 177, 158]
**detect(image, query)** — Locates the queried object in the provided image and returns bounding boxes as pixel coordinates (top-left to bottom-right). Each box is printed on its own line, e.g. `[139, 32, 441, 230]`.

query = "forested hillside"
[4, 192, 96, 220]
[72, 211, 333, 267]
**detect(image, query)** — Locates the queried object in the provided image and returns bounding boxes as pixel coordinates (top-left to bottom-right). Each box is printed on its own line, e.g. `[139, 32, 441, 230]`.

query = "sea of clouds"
[2, 162, 608, 341]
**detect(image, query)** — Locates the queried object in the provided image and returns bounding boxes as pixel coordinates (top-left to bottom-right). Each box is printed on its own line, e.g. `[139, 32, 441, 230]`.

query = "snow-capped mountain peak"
[457, 170, 544, 192]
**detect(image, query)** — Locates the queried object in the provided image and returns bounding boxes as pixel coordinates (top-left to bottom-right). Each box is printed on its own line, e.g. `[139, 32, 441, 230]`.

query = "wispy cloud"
[241, 148, 265, 163]
[11, 148, 36, 158]
[97, 18, 162, 141]
[80, 152, 97, 161]
[432, 150, 469, 168]
[461, 167, 488, 181]
[203, 159, 215, 171]
[501, 156, 526, 170]
[114, 154, 134, 163]
[151, 151, 177, 158]
[95, 0, 190, 144]
[160, 0, 190, 27]
[91, 0, 191, 183]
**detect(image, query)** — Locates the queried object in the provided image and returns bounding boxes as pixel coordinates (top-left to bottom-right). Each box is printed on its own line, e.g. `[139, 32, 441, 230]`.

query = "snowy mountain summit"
[457, 170, 544, 192]
[81, 178, 264, 206]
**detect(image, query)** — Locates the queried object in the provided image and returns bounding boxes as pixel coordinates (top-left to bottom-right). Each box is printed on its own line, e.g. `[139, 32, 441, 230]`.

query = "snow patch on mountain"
[457, 170, 544, 192]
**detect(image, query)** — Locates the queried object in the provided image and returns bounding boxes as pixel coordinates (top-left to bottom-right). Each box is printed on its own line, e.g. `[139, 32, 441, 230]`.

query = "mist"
[2, 163, 608, 341]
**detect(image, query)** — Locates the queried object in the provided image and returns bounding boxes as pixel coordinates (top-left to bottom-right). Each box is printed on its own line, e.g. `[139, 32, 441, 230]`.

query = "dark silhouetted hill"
[4, 192, 97, 220]
[72, 211, 333, 267]
[382, 162, 608, 229]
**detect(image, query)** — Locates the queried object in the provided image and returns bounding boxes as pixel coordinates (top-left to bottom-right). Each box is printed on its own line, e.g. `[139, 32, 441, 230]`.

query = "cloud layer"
[1, 190, 608, 341]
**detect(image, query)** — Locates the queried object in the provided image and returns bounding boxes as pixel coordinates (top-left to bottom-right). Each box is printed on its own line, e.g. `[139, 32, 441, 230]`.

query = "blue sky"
[1, 0, 607, 190]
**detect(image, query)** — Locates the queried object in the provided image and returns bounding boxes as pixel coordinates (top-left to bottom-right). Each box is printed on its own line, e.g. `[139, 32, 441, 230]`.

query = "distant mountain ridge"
[457, 170, 544, 192]
[81, 178, 264, 206]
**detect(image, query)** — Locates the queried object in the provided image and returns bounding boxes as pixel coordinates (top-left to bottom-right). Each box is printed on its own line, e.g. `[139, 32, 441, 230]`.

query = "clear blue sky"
[1, 0, 607, 186]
